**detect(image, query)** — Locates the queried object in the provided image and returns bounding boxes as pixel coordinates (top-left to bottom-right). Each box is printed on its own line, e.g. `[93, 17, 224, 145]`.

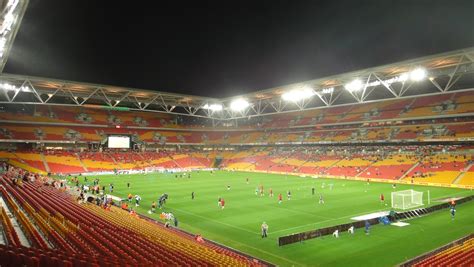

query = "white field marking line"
[271, 218, 338, 234]
[430, 190, 472, 201]
[171, 207, 259, 235]
[272, 190, 473, 235]
[275, 205, 332, 220]
[272, 207, 393, 235]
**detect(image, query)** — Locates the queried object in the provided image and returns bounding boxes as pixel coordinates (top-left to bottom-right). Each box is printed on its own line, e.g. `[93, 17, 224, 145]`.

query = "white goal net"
[391, 189, 423, 210]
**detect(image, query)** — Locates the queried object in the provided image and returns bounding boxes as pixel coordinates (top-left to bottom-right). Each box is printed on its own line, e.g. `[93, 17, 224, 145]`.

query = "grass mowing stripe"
[170, 207, 260, 235]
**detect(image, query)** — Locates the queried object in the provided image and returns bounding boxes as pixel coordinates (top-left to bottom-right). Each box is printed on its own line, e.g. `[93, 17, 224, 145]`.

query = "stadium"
[0, 1, 473, 266]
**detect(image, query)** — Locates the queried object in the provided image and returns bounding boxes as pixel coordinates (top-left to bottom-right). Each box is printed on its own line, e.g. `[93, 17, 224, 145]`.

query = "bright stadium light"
[230, 99, 249, 111]
[282, 87, 315, 102]
[410, 68, 426, 81]
[203, 103, 223, 111]
[344, 79, 363, 92]
[0, 83, 29, 92]
[399, 73, 409, 82]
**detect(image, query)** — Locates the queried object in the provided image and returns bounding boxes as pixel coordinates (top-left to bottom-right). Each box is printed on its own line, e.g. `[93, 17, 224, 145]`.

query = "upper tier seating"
[1, 91, 474, 130]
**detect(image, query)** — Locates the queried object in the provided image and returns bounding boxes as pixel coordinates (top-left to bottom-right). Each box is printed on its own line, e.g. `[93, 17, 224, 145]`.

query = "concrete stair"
[39, 153, 50, 173]
[453, 163, 473, 184]
[76, 153, 88, 172]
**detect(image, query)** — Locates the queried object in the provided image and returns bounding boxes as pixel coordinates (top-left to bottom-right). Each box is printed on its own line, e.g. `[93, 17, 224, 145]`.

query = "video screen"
[108, 135, 130, 148]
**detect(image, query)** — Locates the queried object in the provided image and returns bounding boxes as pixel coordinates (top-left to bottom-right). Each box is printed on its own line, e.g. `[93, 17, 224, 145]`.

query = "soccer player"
[348, 226, 354, 234]
[128, 193, 133, 203]
[151, 201, 156, 213]
[227, 185, 231, 191]
[312, 186, 315, 196]
[364, 220, 370, 235]
[261, 222, 268, 238]
[191, 191, 195, 200]
[127, 182, 130, 189]
[392, 183, 397, 189]
[287, 190, 291, 200]
[269, 188, 273, 197]
[332, 229, 339, 238]
[246, 178, 249, 184]
[255, 187, 259, 196]
[218, 197, 221, 207]
[260, 185, 264, 197]
[319, 194, 324, 204]
[380, 193, 385, 204]
[135, 195, 141, 206]
[278, 193, 282, 204]
[450, 206, 456, 220]
[220, 198, 225, 210]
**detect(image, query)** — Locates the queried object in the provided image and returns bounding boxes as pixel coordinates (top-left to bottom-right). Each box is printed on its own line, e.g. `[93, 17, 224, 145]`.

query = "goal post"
[391, 189, 424, 210]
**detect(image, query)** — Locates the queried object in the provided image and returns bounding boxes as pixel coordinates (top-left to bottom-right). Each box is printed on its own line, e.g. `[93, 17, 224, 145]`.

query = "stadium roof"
[0, 1, 473, 121]
[0, 0, 28, 72]
[1, 47, 473, 121]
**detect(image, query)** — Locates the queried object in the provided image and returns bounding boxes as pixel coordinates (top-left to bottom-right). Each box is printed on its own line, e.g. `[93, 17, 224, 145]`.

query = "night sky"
[4, 0, 474, 98]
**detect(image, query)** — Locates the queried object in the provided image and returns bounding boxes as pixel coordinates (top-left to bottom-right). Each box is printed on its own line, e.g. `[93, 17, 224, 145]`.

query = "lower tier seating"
[0, 166, 265, 266]
[412, 236, 473, 267]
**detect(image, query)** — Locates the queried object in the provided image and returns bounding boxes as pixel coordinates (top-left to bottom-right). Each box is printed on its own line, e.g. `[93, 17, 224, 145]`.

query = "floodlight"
[398, 73, 409, 82]
[410, 68, 426, 81]
[203, 103, 223, 111]
[230, 99, 249, 111]
[344, 79, 363, 92]
[282, 87, 314, 102]
[0, 83, 25, 91]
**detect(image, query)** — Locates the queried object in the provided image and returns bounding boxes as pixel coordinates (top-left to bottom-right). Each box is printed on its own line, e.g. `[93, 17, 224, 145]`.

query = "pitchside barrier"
[277, 195, 474, 246]
[278, 217, 381, 246]
[223, 168, 474, 190]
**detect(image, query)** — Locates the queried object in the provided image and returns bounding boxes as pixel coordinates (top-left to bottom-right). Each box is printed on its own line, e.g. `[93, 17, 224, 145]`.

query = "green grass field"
[73, 171, 473, 266]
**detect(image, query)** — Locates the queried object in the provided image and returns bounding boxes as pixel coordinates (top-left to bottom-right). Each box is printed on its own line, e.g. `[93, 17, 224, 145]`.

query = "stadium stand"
[0, 165, 265, 266]
[401, 234, 474, 267]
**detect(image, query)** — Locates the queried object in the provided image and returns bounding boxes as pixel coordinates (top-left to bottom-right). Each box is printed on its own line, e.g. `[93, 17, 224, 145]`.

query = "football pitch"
[75, 171, 474, 266]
